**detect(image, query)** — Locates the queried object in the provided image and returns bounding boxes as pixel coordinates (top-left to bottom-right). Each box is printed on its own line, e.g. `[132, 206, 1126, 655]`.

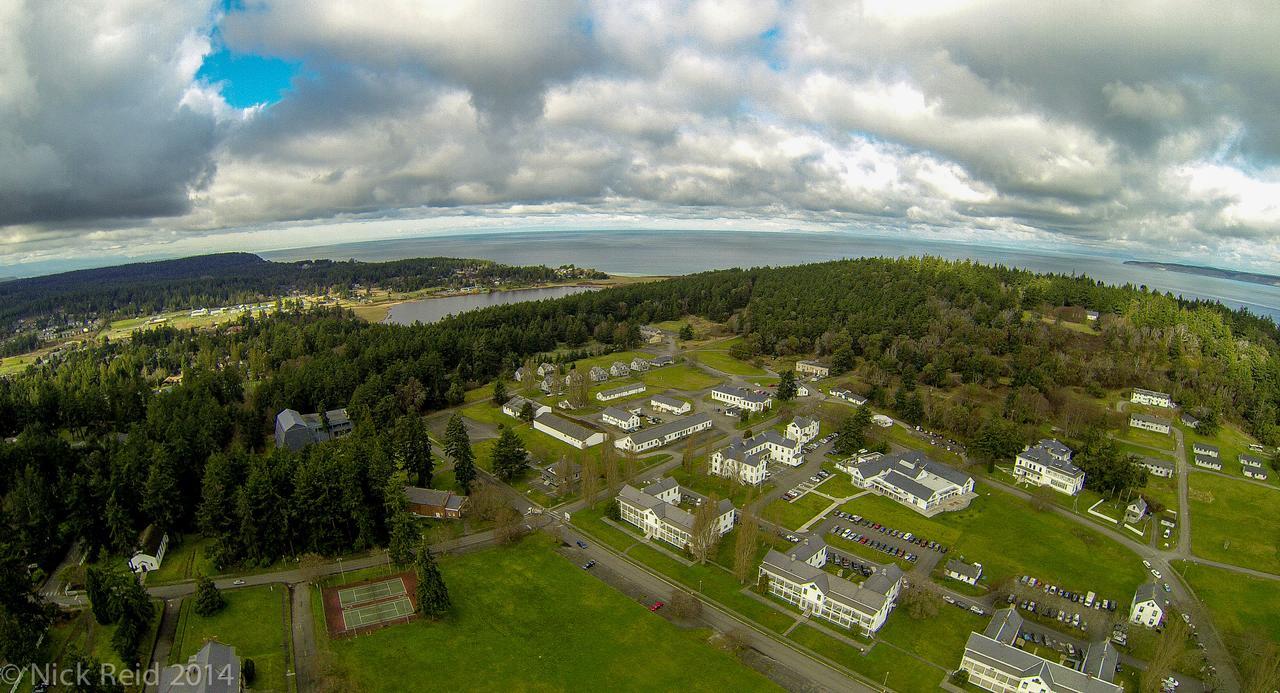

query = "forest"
[0, 252, 592, 335]
[1, 255, 1277, 667]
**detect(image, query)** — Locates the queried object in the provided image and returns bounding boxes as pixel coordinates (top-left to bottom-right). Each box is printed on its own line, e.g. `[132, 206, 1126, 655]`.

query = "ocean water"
[263, 229, 1280, 321]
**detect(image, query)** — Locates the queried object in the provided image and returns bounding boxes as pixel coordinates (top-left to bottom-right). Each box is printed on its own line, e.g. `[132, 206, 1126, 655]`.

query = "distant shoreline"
[1123, 261, 1280, 288]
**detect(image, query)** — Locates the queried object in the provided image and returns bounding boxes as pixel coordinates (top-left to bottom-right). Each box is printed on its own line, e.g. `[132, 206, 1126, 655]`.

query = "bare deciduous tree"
[732, 512, 760, 583]
[689, 495, 722, 564]
[581, 457, 599, 507]
[668, 589, 702, 620]
[1141, 614, 1189, 693]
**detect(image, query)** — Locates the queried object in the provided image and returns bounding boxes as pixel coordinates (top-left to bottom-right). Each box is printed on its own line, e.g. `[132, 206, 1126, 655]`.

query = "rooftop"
[534, 413, 599, 442]
[622, 412, 713, 447]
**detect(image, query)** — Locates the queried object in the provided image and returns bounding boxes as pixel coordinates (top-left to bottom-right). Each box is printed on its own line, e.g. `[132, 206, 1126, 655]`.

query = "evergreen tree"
[110, 575, 154, 668]
[490, 425, 529, 481]
[85, 567, 122, 625]
[393, 415, 434, 487]
[193, 574, 226, 616]
[388, 511, 418, 567]
[519, 401, 535, 422]
[142, 452, 181, 533]
[492, 379, 507, 406]
[445, 414, 476, 493]
[414, 538, 451, 619]
[777, 370, 798, 401]
[834, 406, 873, 455]
[679, 323, 694, 340]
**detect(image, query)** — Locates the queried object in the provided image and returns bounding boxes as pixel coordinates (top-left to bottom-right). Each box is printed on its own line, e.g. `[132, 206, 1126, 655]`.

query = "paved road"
[289, 584, 315, 691]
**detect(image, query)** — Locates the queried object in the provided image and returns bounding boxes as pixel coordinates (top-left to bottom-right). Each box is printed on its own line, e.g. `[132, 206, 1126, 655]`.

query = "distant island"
[1124, 260, 1280, 288]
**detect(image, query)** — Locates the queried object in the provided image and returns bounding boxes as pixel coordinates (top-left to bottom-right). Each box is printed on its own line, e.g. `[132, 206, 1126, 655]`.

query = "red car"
[650, 601, 665, 612]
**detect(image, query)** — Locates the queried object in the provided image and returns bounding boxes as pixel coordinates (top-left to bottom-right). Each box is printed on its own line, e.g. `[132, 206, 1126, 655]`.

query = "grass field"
[170, 585, 289, 691]
[689, 350, 768, 376]
[841, 491, 1146, 598]
[314, 536, 777, 692]
[1117, 425, 1176, 452]
[638, 364, 720, 391]
[1173, 561, 1280, 672]
[762, 493, 833, 530]
[817, 467, 859, 498]
[788, 625, 945, 692]
[1187, 472, 1280, 573]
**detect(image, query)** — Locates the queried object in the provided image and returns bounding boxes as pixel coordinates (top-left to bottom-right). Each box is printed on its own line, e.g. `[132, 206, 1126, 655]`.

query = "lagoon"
[384, 285, 598, 325]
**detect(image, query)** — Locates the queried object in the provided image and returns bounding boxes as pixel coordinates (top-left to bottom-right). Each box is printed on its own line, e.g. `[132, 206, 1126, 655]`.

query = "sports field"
[339, 578, 406, 607]
[323, 573, 419, 636]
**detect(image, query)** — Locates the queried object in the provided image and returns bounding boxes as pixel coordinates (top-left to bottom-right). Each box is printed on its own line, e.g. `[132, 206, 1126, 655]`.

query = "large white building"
[533, 413, 606, 449]
[1130, 388, 1174, 408]
[617, 478, 735, 550]
[785, 416, 819, 444]
[601, 406, 641, 432]
[1137, 457, 1175, 479]
[1129, 583, 1168, 628]
[961, 609, 1122, 693]
[614, 412, 714, 453]
[845, 451, 975, 514]
[1129, 413, 1172, 435]
[758, 545, 903, 636]
[1014, 440, 1085, 496]
[710, 385, 773, 413]
[795, 360, 830, 378]
[711, 429, 804, 480]
[1192, 442, 1219, 458]
[596, 382, 646, 402]
[649, 394, 691, 415]
[501, 396, 550, 420]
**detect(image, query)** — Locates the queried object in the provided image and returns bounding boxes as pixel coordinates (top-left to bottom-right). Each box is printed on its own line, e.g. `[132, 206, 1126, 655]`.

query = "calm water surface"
[384, 285, 598, 325]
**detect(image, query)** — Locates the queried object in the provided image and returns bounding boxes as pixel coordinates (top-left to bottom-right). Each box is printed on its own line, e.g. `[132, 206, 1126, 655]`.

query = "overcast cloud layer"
[3, 0, 1280, 271]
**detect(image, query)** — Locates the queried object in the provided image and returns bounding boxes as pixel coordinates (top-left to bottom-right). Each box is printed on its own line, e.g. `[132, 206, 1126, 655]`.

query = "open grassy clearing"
[314, 535, 777, 692]
[787, 625, 945, 692]
[170, 585, 289, 691]
[1173, 560, 1280, 672]
[762, 493, 833, 530]
[1117, 425, 1176, 452]
[841, 491, 1145, 599]
[688, 349, 768, 376]
[637, 363, 720, 391]
[1187, 471, 1279, 573]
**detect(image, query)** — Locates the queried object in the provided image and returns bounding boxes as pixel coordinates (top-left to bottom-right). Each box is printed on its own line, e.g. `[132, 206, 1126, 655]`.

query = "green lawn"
[817, 466, 859, 498]
[1187, 472, 1280, 573]
[1174, 561, 1280, 669]
[148, 537, 218, 584]
[170, 585, 289, 691]
[459, 399, 510, 426]
[639, 364, 721, 391]
[842, 491, 1146, 599]
[689, 350, 767, 376]
[788, 625, 945, 692]
[762, 493, 833, 530]
[315, 535, 777, 692]
[1117, 426, 1175, 452]
[668, 456, 774, 508]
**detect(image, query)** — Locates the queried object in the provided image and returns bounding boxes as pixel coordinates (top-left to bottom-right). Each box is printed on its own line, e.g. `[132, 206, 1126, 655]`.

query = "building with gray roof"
[960, 609, 1122, 693]
[846, 451, 975, 515]
[614, 412, 713, 453]
[758, 549, 902, 635]
[159, 641, 241, 693]
[617, 477, 735, 550]
[1015, 441, 1085, 496]
[710, 385, 773, 412]
[275, 407, 354, 451]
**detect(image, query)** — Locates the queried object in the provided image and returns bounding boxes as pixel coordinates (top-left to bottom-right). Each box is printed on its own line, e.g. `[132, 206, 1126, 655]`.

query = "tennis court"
[338, 577, 406, 607]
[341, 596, 415, 629]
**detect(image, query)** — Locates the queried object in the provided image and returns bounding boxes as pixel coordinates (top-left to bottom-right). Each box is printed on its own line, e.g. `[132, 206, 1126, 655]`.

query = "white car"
[1151, 569, 1162, 579]
[1142, 560, 1152, 568]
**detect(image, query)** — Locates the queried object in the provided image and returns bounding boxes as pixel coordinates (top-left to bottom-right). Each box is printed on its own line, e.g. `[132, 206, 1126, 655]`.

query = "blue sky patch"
[197, 49, 300, 109]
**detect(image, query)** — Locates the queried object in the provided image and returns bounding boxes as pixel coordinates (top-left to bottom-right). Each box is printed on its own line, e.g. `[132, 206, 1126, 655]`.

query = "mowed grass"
[1174, 561, 1280, 663]
[170, 585, 288, 691]
[842, 491, 1146, 598]
[1183, 420, 1273, 485]
[787, 625, 944, 692]
[317, 536, 777, 692]
[638, 364, 721, 391]
[689, 350, 767, 376]
[1117, 425, 1176, 452]
[1187, 472, 1280, 573]
[762, 493, 833, 530]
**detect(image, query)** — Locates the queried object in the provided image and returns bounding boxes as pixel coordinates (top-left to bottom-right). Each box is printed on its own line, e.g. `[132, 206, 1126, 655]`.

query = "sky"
[2, 0, 1280, 275]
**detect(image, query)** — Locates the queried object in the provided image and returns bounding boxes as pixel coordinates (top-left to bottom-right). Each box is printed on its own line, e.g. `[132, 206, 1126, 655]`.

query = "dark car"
[576, 540, 588, 549]
[582, 560, 596, 569]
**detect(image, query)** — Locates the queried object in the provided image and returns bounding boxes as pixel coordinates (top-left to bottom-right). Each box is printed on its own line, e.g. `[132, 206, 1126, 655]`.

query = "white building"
[514, 366, 530, 382]
[795, 360, 830, 378]
[846, 451, 975, 514]
[715, 429, 805, 471]
[501, 396, 550, 420]
[945, 559, 983, 586]
[533, 413, 606, 449]
[1129, 413, 1172, 435]
[588, 366, 609, 382]
[629, 357, 650, 372]
[1014, 440, 1085, 496]
[710, 385, 773, 413]
[649, 394, 691, 415]
[708, 439, 771, 486]
[609, 361, 630, 377]
[1244, 467, 1269, 481]
[128, 525, 169, 573]
[1193, 454, 1223, 470]
[961, 609, 1122, 693]
[617, 478, 735, 550]
[785, 416, 819, 444]
[1129, 583, 1168, 628]
[1192, 442, 1219, 458]
[648, 355, 674, 368]
[536, 363, 557, 377]
[1130, 388, 1173, 408]
[758, 548, 902, 636]
[871, 414, 893, 428]
[601, 406, 641, 432]
[614, 413, 714, 453]
[596, 382, 646, 402]
[639, 325, 664, 343]
[1137, 457, 1175, 479]
[1125, 497, 1148, 524]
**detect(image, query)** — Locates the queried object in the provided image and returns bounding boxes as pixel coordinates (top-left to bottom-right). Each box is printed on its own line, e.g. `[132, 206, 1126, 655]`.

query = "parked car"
[650, 601, 664, 612]
[576, 540, 589, 549]
[582, 560, 596, 569]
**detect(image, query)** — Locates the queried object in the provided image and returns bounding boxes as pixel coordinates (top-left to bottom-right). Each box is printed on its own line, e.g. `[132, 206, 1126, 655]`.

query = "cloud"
[2, 0, 1280, 272]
